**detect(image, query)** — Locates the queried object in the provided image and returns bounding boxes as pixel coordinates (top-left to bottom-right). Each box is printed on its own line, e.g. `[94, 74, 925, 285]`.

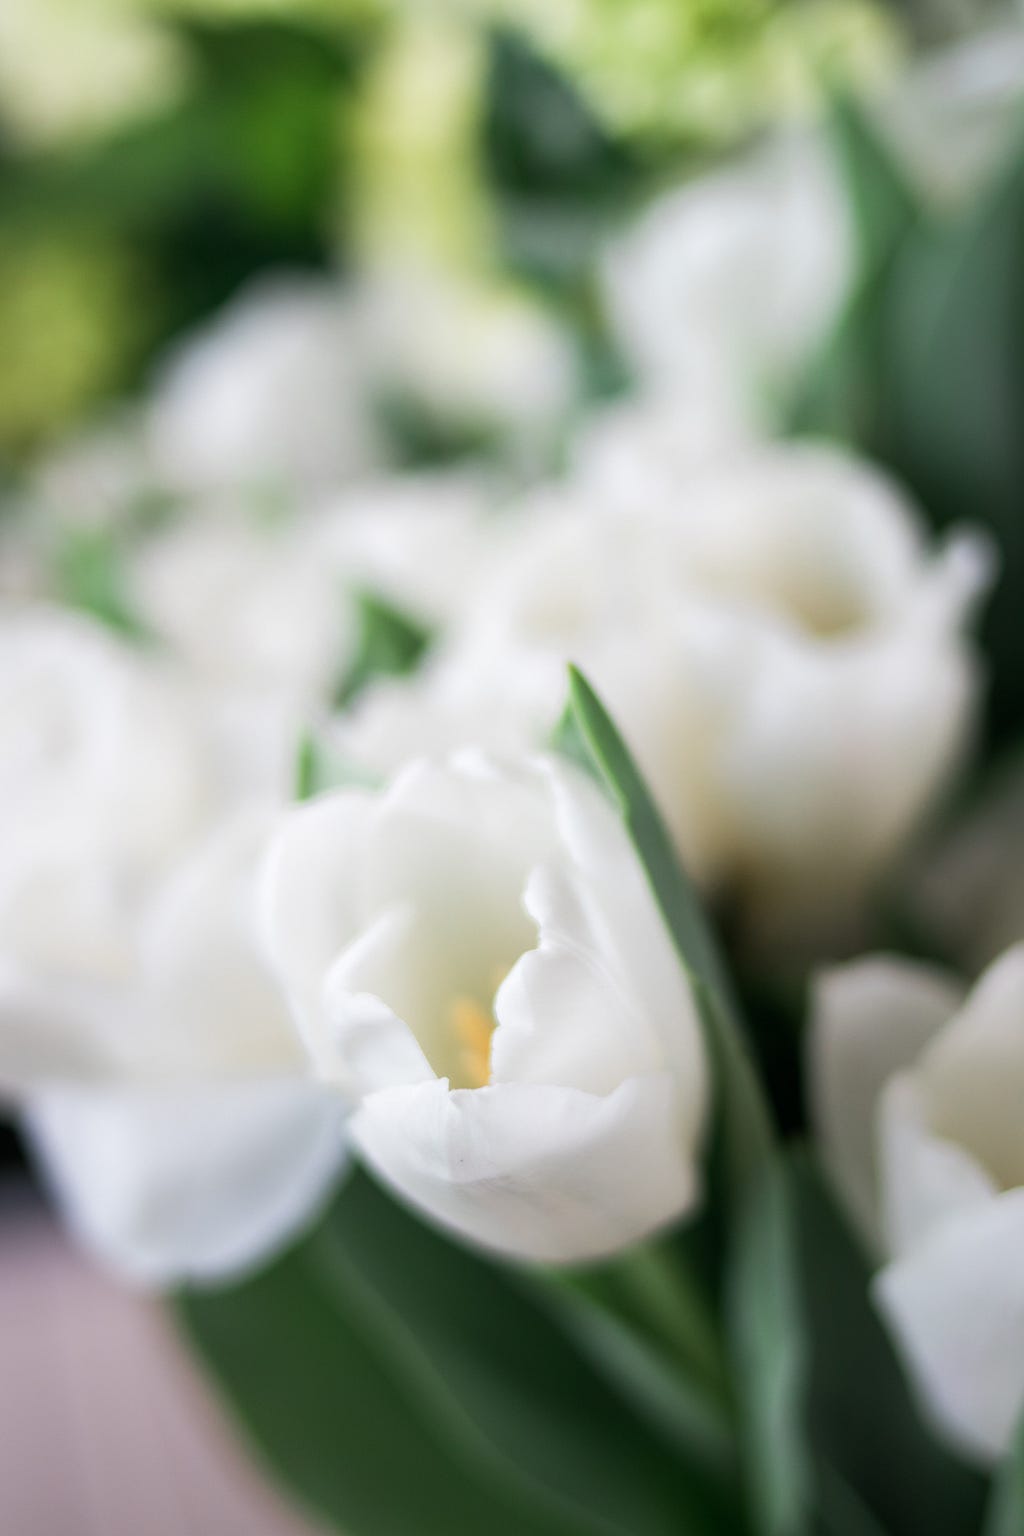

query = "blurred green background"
[0, 0, 904, 470]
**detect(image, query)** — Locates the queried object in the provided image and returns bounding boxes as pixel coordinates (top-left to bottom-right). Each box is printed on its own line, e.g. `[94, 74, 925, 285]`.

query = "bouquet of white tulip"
[5, 45, 1024, 1536]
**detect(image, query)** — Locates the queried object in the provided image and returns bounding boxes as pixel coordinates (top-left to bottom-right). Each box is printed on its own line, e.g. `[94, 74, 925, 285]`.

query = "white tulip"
[601, 136, 849, 433]
[811, 945, 1024, 1462]
[128, 471, 495, 707]
[260, 751, 708, 1264]
[147, 275, 379, 498]
[345, 444, 989, 937]
[0, 608, 347, 1282]
[355, 267, 579, 463]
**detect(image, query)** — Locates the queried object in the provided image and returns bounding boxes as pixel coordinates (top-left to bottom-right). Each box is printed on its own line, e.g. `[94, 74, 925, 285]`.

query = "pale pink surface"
[0, 1187, 326, 1536]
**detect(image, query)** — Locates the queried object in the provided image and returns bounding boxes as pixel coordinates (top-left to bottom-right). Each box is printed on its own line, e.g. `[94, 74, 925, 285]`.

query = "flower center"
[450, 995, 496, 1089]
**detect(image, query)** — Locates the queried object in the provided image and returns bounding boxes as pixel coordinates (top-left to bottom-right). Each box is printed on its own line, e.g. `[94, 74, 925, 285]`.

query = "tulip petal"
[351, 1073, 696, 1264]
[878, 1075, 997, 1256]
[259, 791, 377, 1052]
[0, 962, 134, 1092]
[875, 1189, 1024, 1464]
[809, 957, 964, 1248]
[25, 1080, 350, 1285]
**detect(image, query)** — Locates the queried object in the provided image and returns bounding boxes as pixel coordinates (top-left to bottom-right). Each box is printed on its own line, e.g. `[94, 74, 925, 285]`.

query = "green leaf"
[876, 139, 1024, 742]
[727, 1152, 988, 1536]
[294, 731, 378, 801]
[333, 589, 432, 710]
[728, 1161, 811, 1536]
[827, 93, 920, 279]
[55, 527, 150, 641]
[180, 1171, 740, 1536]
[560, 666, 774, 1210]
[984, 1413, 1024, 1536]
[788, 96, 920, 444]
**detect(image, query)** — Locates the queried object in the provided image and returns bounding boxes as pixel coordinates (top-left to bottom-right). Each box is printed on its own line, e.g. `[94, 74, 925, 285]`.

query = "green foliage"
[179, 1169, 741, 1536]
[984, 1413, 1024, 1536]
[791, 92, 1024, 746]
[332, 588, 433, 709]
[728, 1153, 988, 1536]
[559, 666, 775, 1219]
[482, 27, 637, 293]
[54, 526, 150, 640]
[0, 18, 365, 461]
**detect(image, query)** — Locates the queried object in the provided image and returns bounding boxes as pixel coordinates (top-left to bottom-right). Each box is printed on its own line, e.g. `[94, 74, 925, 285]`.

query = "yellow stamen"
[451, 996, 495, 1089]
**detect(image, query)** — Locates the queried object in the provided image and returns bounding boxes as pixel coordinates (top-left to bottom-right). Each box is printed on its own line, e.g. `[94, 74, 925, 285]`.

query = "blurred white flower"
[128, 508, 346, 708]
[811, 945, 1024, 1463]
[349, 444, 989, 938]
[128, 471, 495, 707]
[0, 0, 185, 149]
[356, 267, 579, 464]
[147, 275, 380, 500]
[31, 417, 155, 533]
[260, 751, 708, 1264]
[570, 392, 754, 512]
[602, 137, 849, 434]
[0, 607, 346, 1282]
[885, 22, 1024, 204]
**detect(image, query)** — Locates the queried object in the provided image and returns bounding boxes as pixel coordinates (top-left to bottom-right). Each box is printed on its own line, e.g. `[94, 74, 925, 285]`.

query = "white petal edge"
[25, 1080, 350, 1286]
[874, 1188, 1024, 1465]
[808, 956, 964, 1249]
[351, 1072, 696, 1265]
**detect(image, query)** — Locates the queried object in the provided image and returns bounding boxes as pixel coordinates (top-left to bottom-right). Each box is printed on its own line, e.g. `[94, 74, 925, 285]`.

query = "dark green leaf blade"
[180, 1171, 741, 1536]
[727, 1152, 988, 1536]
[984, 1413, 1024, 1536]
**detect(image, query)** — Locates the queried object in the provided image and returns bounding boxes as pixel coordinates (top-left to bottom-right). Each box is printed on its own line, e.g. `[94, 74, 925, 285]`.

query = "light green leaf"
[55, 526, 149, 641]
[728, 1160, 811, 1536]
[294, 731, 378, 801]
[333, 588, 432, 709]
[560, 666, 774, 1209]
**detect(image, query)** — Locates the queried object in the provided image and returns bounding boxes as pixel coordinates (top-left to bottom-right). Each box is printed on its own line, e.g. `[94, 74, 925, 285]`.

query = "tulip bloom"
[261, 751, 709, 1264]
[811, 944, 1024, 1462]
[0, 609, 348, 1283]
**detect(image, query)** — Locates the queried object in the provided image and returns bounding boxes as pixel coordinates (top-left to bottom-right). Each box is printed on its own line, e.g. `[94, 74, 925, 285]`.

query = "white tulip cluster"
[0, 129, 1015, 1479]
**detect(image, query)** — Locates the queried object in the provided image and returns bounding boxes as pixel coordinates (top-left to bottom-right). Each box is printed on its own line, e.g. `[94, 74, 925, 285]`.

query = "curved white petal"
[352, 1073, 697, 1265]
[875, 1189, 1024, 1464]
[878, 1075, 997, 1256]
[259, 791, 377, 1060]
[0, 962, 132, 1091]
[917, 943, 1024, 1193]
[139, 808, 307, 1079]
[25, 1081, 350, 1286]
[809, 957, 964, 1247]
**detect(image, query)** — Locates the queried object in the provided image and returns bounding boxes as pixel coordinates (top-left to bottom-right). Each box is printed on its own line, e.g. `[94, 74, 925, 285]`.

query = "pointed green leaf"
[560, 666, 774, 1210]
[828, 93, 921, 278]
